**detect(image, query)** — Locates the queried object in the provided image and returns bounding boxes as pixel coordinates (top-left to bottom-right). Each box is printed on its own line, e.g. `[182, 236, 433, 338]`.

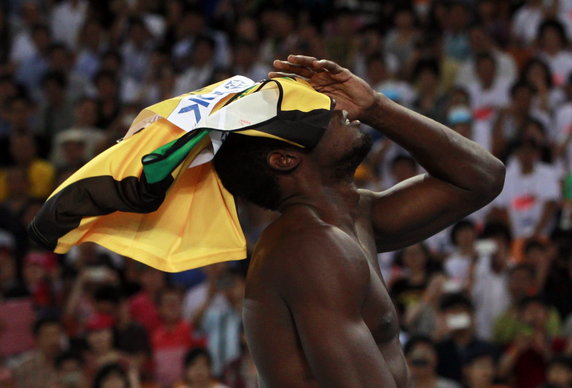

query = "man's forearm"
[363, 93, 505, 199]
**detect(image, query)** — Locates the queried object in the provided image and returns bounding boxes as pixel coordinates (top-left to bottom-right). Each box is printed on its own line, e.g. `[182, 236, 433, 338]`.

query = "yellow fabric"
[235, 130, 304, 147]
[278, 78, 332, 113]
[40, 76, 332, 272]
[52, 118, 246, 272]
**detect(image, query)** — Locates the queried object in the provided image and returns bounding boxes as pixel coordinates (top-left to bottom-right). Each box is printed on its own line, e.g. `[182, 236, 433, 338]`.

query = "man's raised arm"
[271, 55, 505, 251]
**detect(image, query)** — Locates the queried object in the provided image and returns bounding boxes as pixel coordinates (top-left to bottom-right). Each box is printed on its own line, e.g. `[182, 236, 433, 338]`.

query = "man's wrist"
[361, 92, 390, 127]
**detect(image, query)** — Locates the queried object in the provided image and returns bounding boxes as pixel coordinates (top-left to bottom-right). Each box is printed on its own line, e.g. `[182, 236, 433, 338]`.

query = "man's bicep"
[369, 174, 485, 251]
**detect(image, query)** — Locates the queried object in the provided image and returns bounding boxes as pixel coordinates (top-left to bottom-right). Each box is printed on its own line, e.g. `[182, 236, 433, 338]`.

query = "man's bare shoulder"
[254, 207, 349, 262]
[249, 206, 369, 299]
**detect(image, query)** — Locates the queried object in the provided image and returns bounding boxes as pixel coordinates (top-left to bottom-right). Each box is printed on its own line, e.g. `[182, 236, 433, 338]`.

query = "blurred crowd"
[1, 0, 572, 387]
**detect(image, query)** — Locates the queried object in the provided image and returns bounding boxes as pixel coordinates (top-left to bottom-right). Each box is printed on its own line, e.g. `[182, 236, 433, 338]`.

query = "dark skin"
[243, 55, 505, 388]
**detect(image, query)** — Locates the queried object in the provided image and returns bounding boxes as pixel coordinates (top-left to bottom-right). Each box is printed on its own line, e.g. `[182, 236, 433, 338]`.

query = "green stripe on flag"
[142, 129, 210, 184]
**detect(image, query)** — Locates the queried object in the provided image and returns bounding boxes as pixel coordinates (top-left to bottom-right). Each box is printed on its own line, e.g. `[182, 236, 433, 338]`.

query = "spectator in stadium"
[50, 351, 88, 388]
[21, 251, 62, 314]
[9, 2, 44, 66]
[537, 356, 572, 388]
[0, 234, 27, 297]
[230, 38, 270, 83]
[390, 243, 443, 338]
[151, 287, 202, 387]
[174, 35, 217, 96]
[443, 219, 478, 288]
[5, 132, 55, 199]
[520, 57, 563, 113]
[493, 264, 561, 346]
[492, 136, 560, 239]
[521, 238, 554, 291]
[492, 82, 551, 160]
[365, 53, 416, 107]
[537, 19, 572, 87]
[73, 18, 104, 82]
[182, 263, 229, 324]
[36, 71, 74, 140]
[511, 0, 547, 46]
[404, 336, 460, 388]
[120, 18, 154, 85]
[222, 329, 257, 388]
[456, 24, 517, 87]
[10, 318, 66, 388]
[462, 348, 507, 388]
[92, 362, 136, 388]
[435, 293, 498, 384]
[193, 268, 245, 377]
[542, 242, 572, 321]
[128, 265, 165, 335]
[46, 43, 91, 102]
[411, 58, 448, 123]
[388, 154, 418, 187]
[466, 53, 510, 125]
[517, 118, 554, 165]
[498, 296, 566, 388]
[63, 265, 120, 338]
[92, 285, 151, 377]
[91, 69, 122, 130]
[49, 0, 88, 50]
[0, 75, 21, 139]
[442, 2, 472, 62]
[390, 243, 441, 308]
[83, 314, 129, 380]
[1, 94, 37, 142]
[384, 6, 420, 74]
[14, 24, 51, 100]
[174, 348, 229, 388]
[50, 98, 105, 175]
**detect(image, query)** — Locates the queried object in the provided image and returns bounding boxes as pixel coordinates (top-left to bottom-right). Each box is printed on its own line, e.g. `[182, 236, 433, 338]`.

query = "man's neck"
[278, 181, 361, 229]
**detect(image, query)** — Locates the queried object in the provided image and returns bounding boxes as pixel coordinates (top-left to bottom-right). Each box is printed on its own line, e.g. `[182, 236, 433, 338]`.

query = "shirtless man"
[213, 55, 505, 387]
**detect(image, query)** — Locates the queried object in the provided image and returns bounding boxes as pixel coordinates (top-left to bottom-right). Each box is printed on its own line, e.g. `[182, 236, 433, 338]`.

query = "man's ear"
[267, 150, 301, 172]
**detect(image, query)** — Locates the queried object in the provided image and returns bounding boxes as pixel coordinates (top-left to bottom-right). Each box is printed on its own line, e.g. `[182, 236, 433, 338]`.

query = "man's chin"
[333, 132, 373, 180]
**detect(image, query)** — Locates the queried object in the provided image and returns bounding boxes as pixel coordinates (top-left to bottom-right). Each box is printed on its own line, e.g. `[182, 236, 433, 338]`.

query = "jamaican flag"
[28, 76, 333, 272]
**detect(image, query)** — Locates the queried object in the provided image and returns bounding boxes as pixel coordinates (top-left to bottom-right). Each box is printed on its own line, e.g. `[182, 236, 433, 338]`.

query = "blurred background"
[0, 0, 572, 387]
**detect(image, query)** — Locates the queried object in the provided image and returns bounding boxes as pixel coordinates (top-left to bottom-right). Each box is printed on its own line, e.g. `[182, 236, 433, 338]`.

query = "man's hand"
[270, 55, 377, 121]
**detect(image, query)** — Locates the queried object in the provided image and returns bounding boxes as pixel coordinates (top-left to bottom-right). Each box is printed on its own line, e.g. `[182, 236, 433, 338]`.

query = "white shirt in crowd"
[9, 29, 35, 65]
[182, 282, 229, 322]
[456, 50, 517, 87]
[466, 78, 511, 123]
[540, 51, 572, 87]
[444, 250, 472, 286]
[471, 254, 511, 340]
[49, 0, 88, 49]
[511, 4, 544, 46]
[494, 160, 561, 238]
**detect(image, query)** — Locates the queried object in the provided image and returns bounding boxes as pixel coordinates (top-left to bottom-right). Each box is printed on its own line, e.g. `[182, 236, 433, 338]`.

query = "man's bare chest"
[345, 219, 401, 345]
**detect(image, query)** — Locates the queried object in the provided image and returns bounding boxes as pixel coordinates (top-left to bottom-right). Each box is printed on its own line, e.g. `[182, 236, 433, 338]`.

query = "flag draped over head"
[28, 76, 334, 272]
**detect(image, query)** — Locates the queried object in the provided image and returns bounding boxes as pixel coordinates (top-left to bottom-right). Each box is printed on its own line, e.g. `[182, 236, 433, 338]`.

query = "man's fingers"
[314, 59, 345, 74]
[287, 54, 318, 67]
[268, 71, 310, 81]
[272, 60, 315, 78]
